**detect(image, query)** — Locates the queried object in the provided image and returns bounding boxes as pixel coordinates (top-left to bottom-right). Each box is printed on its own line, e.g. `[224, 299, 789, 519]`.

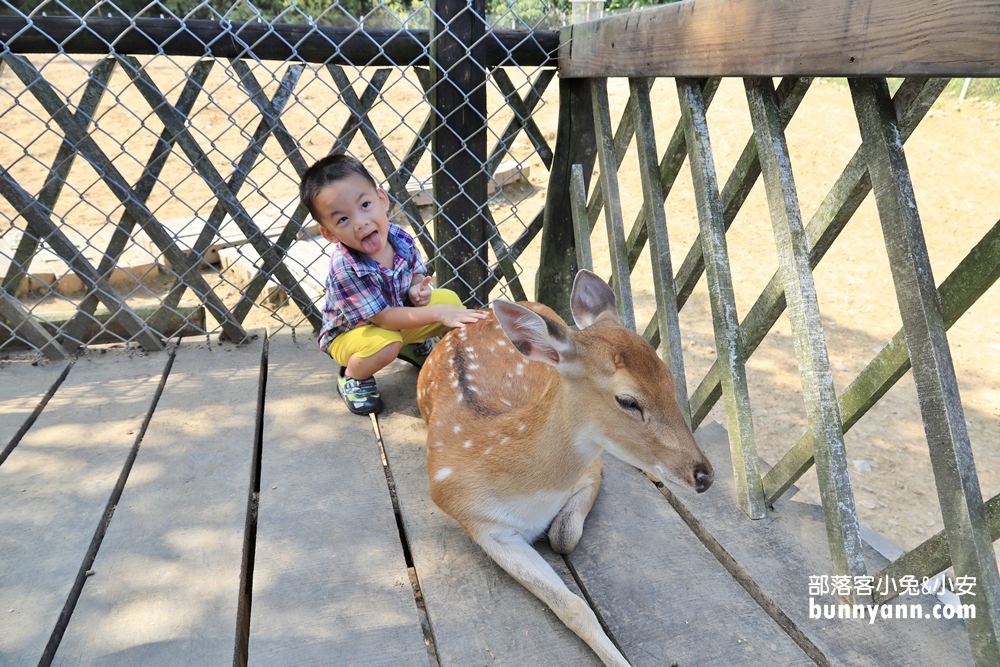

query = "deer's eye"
[615, 394, 643, 418]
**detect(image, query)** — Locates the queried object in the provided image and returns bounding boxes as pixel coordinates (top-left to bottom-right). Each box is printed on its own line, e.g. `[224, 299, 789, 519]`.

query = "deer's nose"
[694, 463, 714, 493]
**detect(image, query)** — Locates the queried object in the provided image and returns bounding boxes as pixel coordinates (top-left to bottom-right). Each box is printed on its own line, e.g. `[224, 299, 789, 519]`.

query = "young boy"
[300, 154, 488, 415]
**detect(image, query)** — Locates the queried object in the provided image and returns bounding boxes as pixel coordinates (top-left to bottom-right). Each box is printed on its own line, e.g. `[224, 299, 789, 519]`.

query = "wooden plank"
[0, 352, 168, 665]
[247, 334, 429, 666]
[559, 0, 1000, 78]
[851, 76, 1000, 665]
[566, 455, 813, 666]
[375, 362, 603, 666]
[679, 422, 975, 667]
[52, 336, 263, 666]
[677, 78, 765, 520]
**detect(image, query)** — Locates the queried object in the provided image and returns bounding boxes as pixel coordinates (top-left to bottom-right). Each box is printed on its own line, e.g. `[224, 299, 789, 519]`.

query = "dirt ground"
[2, 56, 999, 558]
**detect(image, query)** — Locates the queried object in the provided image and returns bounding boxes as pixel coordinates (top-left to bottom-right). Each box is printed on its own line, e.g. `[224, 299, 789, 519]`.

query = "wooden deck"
[0, 333, 977, 666]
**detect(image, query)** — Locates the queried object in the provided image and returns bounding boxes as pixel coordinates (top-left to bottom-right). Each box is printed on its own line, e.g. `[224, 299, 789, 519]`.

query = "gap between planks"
[370, 408, 443, 667]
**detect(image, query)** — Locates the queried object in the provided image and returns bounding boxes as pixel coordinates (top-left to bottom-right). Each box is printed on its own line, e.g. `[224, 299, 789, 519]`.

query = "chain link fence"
[0, 0, 566, 357]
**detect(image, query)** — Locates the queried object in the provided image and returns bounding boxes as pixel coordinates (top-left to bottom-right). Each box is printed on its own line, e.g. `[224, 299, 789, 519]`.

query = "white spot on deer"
[497, 339, 507, 347]
[453, 424, 462, 433]
[518, 423, 526, 432]
[434, 441, 444, 449]
[500, 436, 509, 445]
[500, 398, 512, 407]
[468, 363, 479, 370]
[469, 386, 480, 394]
[463, 440, 473, 448]
[484, 447, 492, 456]
[434, 467, 452, 481]
[452, 379, 460, 388]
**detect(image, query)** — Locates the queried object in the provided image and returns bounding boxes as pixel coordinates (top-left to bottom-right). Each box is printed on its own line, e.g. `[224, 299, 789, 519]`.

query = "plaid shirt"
[318, 223, 427, 353]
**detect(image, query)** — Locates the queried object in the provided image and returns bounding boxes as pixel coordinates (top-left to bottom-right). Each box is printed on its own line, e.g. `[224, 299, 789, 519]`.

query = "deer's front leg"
[548, 458, 603, 554]
[475, 527, 630, 667]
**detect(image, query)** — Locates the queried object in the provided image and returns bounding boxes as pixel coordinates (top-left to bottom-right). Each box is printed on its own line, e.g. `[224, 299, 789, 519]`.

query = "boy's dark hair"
[299, 154, 378, 222]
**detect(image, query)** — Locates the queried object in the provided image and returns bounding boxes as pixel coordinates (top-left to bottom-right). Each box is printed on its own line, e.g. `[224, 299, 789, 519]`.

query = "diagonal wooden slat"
[586, 83, 637, 232]
[677, 77, 765, 520]
[644, 77, 809, 343]
[878, 489, 1000, 607]
[0, 168, 163, 351]
[63, 59, 215, 346]
[1, 57, 117, 298]
[629, 77, 691, 426]
[765, 217, 1000, 505]
[0, 291, 69, 359]
[590, 77, 636, 330]
[328, 65, 431, 254]
[388, 66, 437, 260]
[488, 67, 555, 174]
[688, 77, 948, 428]
[851, 75, 1000, 666]
[223, 60, 316, 326]
[570, 164, 592, 273]
[1, 53, 249, 344]
[746, 76, 868, 601]
[115, 55, 318, 335]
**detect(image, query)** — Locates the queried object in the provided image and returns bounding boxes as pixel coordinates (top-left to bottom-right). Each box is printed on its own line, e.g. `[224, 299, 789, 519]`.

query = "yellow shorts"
[327, 288, 463, 367]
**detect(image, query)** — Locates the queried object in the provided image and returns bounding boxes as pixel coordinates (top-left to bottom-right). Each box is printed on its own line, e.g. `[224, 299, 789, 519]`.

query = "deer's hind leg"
[548, 458, 603, 555]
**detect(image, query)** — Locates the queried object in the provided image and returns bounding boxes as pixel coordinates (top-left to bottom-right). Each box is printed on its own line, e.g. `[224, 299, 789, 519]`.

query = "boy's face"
[314, 173, 392, 257]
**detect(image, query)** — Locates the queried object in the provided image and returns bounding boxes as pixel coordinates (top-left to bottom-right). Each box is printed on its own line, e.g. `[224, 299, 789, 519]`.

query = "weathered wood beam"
[688, 77, 948, 429]
[559, 0, 1000, 78]
[591, 78, 636, 331]
[746, 76, 868, 600]
[851, 76, 1000, 666]
[630, 77, 690, 426]
[570, 164, 592, 273]
[677, 78, 765, 520]
[0, 293, 69, 360]
[642, 76, 808, 351]
[876, 488, 1000, 607]
[762, 216, 1000, 505]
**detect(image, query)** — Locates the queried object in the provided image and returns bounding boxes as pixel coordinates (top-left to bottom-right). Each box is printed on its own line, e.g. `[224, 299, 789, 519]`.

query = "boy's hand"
[437, 305, 490, 329]
[409, 275, 433, 307]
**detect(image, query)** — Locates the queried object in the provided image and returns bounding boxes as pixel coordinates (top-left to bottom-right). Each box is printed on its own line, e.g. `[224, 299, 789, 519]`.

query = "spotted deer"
[416, 270, 713, 667]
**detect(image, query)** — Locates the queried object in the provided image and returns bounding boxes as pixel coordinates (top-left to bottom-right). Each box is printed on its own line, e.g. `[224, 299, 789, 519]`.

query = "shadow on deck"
[0, 333, 973, 666]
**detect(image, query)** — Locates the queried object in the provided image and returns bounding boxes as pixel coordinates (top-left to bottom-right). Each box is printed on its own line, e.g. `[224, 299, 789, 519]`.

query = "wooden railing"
[540, 0, 1000, 664]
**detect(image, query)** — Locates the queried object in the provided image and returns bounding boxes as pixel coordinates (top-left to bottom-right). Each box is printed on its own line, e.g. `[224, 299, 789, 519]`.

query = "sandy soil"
[2, 56, 999, 556]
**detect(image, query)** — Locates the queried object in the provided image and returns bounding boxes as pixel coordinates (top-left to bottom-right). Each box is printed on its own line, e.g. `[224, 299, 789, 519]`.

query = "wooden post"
[851, 76, 1000, 666]
[536, 77, 597, 320]
[430, 0, 489, 305]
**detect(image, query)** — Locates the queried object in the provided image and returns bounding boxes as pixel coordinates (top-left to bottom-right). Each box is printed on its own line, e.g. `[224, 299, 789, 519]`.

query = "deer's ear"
[493, 300, 571, 366]
[570, 270, 620, 328]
